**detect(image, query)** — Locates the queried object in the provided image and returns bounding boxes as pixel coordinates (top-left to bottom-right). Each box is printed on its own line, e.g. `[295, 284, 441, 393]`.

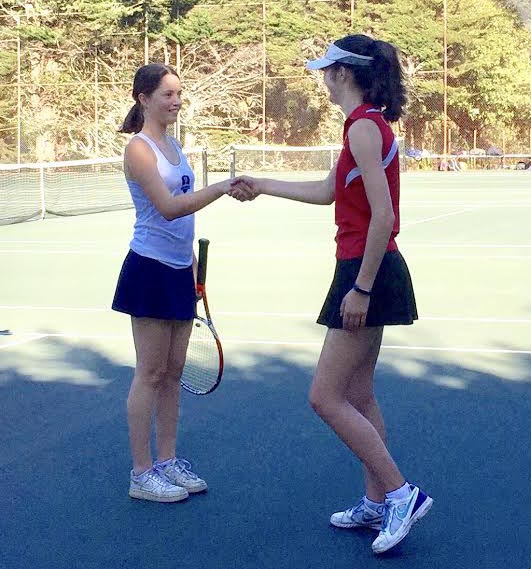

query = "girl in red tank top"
[230, 34, 431, 555]
[335, 103, 400, 259]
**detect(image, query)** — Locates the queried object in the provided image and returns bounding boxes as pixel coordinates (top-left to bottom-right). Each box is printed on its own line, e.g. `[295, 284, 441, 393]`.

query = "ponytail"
[333, 35, 407, 123]
[119, 101, 144, 134]
[369, 41, 406, 122]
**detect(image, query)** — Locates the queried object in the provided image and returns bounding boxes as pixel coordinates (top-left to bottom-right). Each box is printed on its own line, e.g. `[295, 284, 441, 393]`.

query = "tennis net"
[229, 141, 407, 177]
[0, 148, 208, 225]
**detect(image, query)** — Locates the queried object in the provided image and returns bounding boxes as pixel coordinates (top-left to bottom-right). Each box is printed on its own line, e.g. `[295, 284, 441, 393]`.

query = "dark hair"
[331, 35, 406, 122]
[119, 63, 179, 134]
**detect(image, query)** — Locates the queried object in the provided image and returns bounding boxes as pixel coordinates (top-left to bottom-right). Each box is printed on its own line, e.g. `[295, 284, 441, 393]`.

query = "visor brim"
[306, 58, 335, 70]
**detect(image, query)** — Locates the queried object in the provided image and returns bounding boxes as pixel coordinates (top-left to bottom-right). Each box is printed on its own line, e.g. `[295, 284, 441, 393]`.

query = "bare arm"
[125, 138, 230, 220]
[232, 163, 336, 205]
[349, 119, 395, 290]
[340, 119, 395, 329]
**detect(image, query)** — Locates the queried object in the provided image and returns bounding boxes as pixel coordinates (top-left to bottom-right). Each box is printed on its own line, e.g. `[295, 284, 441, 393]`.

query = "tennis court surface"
[1, 170, 530, 568]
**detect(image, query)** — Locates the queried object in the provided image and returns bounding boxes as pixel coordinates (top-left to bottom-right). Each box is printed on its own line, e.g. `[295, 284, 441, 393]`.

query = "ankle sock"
[132, 467, 150, 478]
[364, 496, 385, 511]
[386, 482, 411, 501]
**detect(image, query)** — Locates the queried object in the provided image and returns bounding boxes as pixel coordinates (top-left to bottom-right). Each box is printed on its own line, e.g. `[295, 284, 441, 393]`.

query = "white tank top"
[127, 132, 195, 269]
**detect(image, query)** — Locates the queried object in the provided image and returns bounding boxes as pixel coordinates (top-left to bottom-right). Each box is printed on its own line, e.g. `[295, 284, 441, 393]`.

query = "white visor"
[306, 43, 374, 70]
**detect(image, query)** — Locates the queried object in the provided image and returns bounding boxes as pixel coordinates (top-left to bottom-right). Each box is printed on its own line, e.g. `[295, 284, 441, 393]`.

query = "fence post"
[202, 147, 208, 188]
[229, 146, 236, 178]
[39, 165, 46, 220]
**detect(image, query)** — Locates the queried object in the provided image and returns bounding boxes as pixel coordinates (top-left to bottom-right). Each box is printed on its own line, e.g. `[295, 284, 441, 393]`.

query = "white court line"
[295, 206, 526, 226]
[402, 244, 531, 249]
[1, 240, 530, 250]
[0, 249, 123, 255]
[404, 202, 531, 206]
[1, 332, 529, 354]
[0, 333, 47, 350]
[1, 305, 530, 324]
[0, 240, 108, 244]
[2, 250, 529, 259]
[402, 208, 474, 227]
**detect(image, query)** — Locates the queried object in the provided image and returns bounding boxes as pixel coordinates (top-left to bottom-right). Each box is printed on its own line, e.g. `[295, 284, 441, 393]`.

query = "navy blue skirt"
[112, 250, 196, 320]
[317, 250, 418, 328]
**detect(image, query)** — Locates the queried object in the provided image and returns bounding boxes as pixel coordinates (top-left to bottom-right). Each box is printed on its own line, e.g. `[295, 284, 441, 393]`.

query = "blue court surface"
[1, 171, 530, 568]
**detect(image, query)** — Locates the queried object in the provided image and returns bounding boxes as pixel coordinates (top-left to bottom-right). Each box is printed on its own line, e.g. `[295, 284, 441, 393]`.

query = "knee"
[309, 384, 336, 421]
[135, 364, 169, 388]
[164, 360, 186, 384]
[350, 393, 377, 414]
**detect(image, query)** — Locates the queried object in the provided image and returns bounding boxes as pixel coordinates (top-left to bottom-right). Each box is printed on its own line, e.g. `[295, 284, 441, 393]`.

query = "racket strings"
[182, 318, 221, 394]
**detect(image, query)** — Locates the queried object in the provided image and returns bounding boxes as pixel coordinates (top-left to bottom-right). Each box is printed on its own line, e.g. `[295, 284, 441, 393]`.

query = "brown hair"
[119, 63, 179, 134]
[331, 35, 407, 122]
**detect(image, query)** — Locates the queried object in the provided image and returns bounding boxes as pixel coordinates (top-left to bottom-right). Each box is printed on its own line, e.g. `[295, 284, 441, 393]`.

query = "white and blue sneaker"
[372, 484, 433, 554]
[330, 498, 385, 530]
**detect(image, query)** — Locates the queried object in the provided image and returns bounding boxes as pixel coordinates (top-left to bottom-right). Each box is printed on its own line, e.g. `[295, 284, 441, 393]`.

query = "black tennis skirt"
[317, 250, 418, 329]
[112, 250, 196, 320]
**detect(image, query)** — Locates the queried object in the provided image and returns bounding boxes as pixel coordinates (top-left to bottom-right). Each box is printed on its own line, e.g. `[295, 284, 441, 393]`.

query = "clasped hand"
[225, 175, 260, 202]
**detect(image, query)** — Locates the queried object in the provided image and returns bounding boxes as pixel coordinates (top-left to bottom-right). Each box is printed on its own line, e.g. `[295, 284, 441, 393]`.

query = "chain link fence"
[1, 1, 530, 168]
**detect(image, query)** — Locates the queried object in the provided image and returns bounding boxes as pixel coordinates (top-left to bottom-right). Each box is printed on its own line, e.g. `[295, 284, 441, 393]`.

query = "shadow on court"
[1, 339, 530, 569]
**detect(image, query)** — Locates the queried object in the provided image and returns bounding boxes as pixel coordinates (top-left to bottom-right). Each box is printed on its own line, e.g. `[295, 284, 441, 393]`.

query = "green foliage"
[18, 24, 61, 45]
[0, 0, 529, 161]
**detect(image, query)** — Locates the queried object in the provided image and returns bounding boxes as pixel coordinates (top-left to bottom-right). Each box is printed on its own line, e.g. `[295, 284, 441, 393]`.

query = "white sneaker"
[129, 465, 189, 502]
[330, 498, 385, 530]
[155, 458, 208, 493]
[372, 485, 433, 554]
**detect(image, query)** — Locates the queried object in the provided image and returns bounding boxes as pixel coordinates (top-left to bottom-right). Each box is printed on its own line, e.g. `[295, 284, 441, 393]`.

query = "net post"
[39, 165, 46, 220]
[330, 148, 334, 170]
[229, 145, 236, 178]
[202, 147, 208, 187]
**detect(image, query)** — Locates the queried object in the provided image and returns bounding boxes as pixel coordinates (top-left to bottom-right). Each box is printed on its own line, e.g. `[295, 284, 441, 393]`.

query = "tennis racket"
[181, 238, 224, 395]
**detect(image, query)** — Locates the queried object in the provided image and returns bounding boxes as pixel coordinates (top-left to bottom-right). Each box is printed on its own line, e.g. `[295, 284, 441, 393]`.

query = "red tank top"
[334, 103, 400, 259]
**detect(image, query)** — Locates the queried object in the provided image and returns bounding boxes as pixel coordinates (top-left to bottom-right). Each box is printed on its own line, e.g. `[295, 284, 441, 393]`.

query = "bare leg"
[155, 319, 193, 462]
[309, 327, 405, 494]
[128, 317, 173, 474]
[344, 327, 387, 502]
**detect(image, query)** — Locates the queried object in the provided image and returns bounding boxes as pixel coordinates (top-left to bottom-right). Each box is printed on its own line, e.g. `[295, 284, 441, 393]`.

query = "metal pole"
[176, 41, 181, 141]
[144, 6, 149, 64]
[350, 0, 355, 30]
[262, 0, 267, 166]
[443, 0, 448, 157]
[262, 0, 266, 143]
[94, 46, 100, 156]
[16, 14, 21, 165]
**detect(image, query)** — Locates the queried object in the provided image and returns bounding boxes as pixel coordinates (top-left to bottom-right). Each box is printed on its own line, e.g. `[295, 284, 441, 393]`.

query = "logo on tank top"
[181, 175, 191, 193]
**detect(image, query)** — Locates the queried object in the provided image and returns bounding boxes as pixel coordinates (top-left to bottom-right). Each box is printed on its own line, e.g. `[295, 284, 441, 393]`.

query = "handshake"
[222, 176, 261, 202]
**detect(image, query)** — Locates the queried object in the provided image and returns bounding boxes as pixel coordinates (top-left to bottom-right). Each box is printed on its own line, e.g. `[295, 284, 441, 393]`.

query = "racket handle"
[197, 238, 210, 286]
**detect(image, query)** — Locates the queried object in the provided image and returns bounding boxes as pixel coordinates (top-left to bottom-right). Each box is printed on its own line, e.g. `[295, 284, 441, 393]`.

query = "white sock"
[364, 496, 385, 511]
[132, 467, 150, 478]
[386, 482, 411, 501]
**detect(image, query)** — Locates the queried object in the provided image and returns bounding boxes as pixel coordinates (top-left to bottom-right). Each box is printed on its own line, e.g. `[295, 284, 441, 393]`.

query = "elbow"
[159, 202, 185, 221]
[373, 209, 395, 231]
[161, 209, 177, 221]
[321, 191, 335, 205]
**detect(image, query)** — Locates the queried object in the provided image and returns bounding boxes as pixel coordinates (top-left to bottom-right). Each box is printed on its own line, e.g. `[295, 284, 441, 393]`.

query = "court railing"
[404, 153, 531, 171]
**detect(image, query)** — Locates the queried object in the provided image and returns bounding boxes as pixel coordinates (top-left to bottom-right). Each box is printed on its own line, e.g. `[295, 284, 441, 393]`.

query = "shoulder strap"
[345, 138, 399, 186]
[134, 132, 161, 156]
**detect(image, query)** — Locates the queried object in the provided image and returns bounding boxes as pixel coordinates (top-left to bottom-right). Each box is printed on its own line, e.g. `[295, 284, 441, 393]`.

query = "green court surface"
[1, 170, 530, 569]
